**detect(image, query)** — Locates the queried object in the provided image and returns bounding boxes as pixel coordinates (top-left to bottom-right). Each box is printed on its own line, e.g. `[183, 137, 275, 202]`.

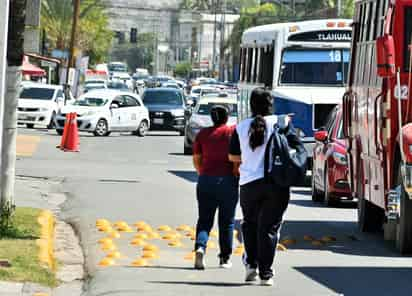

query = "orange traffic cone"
[63, 112, 79, 152]
[57, 113, 72, 150]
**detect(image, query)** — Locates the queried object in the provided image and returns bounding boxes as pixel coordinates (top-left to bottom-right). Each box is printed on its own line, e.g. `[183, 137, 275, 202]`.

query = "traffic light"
[130, 28, 137, 43]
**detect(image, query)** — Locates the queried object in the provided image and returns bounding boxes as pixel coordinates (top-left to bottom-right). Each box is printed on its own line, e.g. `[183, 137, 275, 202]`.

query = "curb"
[37, 210, 56, 271]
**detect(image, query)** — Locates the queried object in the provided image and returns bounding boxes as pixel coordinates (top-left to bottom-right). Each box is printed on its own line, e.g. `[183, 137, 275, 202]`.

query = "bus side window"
[259, 45, 274, 88]
[240, 48, 245, 81]
[246, 48, 253, 83]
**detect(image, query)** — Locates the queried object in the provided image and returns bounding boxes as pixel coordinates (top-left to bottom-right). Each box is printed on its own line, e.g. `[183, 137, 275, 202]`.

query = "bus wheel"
[357, 167, 384, 232]
[395, 166, 412, 254]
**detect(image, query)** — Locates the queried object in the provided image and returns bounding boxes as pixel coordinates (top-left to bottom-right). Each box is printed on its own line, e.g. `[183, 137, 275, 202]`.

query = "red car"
[312, 105, 351, 206]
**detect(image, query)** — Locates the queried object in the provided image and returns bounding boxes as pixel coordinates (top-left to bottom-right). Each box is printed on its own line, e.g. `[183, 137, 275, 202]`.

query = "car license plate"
[153, 118, 164, 124]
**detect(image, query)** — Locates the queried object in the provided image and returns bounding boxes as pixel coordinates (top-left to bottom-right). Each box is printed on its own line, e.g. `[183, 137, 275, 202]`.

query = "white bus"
[238, 19, 352, 160]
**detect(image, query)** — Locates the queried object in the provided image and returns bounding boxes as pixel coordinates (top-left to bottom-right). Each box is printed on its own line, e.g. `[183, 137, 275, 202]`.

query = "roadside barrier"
[57, 112, 79, 152]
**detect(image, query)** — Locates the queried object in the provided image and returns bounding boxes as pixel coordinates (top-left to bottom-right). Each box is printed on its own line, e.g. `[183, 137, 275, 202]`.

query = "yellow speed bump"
[162, 233, 177, 240]
[97, 225, 113, 233]
[320, 236, 337, 243]
[142, 251, 159, 259]
[143, 244, 159, 252]
[101, 243, 117, 252]
[184, 252, 195, 260]
[96, 219, 110, 227]
[210, 230, 218, 238]
[158, 225, 172, 232]
[276, 243, 287, 251]
[280, 238, 297, 246]
[304, 235, 315, 241]
[108, 231, 121, 239]
[33, 293, 49, 296]
[134, 233, 149, 240]
[98, 257, 115, 267]
[168, 240, 183, 247]
[131, 258, 149, 267]
[106, 251, 123, 259]
[311, 240, 325, 247]
[130, 238, 147, 247]
[185, 230, 195, 237]
[98, 238, 113, 245]
[147, 232, 161, 240]
[207, 241, 217, 249]
[176, 224, 191, 232]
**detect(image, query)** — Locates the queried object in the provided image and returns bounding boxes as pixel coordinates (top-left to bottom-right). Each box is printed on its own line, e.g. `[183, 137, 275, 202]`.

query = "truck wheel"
[357, 167, 384, 232]
[311, 174, 323, 202]
[395, 166, 412, 254]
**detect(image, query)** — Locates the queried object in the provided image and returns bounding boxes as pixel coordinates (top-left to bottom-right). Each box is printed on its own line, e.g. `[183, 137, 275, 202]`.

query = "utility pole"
[337, 0, 342, 17]
[1, 0, 26, 211]
[153, 21, 158, 75]
[65, 0, 80, 97]
[218, 0, 226, 81]
[212, 0, 218, 75]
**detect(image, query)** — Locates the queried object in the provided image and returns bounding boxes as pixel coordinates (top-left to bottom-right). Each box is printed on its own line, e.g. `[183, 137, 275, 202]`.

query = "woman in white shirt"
[229, 88, 290, 286]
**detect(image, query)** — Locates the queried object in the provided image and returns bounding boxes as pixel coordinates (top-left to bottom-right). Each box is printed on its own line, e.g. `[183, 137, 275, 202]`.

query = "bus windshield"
[280, 48, 349, 85]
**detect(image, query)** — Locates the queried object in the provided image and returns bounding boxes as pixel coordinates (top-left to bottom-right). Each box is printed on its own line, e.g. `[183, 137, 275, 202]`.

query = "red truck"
[343, 0, 412, 253]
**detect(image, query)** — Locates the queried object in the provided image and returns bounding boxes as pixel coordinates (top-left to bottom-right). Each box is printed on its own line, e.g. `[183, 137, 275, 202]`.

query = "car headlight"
[171, 109, 184, 117]
[333, 152, 347, 165]
[40, 107, 49, 112]
[190, 121, 203, 129]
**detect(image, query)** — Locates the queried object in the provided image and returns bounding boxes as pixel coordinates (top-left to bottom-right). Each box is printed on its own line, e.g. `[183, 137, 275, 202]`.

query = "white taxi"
[55, 90, 150, 137]
[18, 83, 73, 129]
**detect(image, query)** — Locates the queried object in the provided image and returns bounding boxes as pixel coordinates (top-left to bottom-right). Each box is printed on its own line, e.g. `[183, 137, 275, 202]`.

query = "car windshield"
[73, 97, 107, 107]
[20, 87, 55, 100]
[280, 48, 350, 85]
[192, 88, 201, 94]
[107, 82, 128, 90]
[196, 103, 238, 117]
[85, 85, 105, 90]
[201, 89, 219, 96]
[143, 90, 183, 105]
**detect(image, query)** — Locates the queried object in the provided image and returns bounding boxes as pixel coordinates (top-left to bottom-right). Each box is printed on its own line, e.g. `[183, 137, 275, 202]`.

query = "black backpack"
[264, 115, 308, 188]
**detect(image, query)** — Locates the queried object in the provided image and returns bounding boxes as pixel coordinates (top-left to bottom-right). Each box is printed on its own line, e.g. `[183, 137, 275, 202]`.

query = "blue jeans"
[195, 175, 239, 259]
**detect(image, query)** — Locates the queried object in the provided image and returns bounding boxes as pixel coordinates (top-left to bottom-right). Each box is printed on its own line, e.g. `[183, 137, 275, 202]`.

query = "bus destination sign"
[288, 30, 352, 42]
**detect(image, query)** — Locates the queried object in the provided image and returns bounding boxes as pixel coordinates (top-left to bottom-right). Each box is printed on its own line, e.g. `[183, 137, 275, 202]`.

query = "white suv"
[18, 83, 73, 129]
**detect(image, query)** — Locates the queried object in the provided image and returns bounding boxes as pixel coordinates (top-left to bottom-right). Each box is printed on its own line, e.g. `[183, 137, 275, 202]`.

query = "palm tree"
[1, 0, 27, 218]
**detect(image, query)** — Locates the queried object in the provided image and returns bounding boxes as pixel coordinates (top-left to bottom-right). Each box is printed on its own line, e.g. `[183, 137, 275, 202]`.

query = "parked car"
[184, 95, 237, 154]
[142, 88, 187, 135]
[18, 83, 73, 129]
[55, 89, 149, 137]
[312, 105, 351, 206]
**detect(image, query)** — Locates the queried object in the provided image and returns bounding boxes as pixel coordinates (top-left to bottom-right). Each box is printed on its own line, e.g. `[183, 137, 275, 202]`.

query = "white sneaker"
[194, 248, 205, 270]
[261, 278, 274, 286]
[219, 258, 232, 269]
[245, 266, 258, 282]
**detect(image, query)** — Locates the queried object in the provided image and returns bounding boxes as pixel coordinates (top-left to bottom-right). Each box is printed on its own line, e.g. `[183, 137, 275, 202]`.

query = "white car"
[55, 90, 150, 137]
[190, 86, 220, 102]
[18, 83, 73, 129]
[111, 72, 133, 90]
[184, 95, 237, 154]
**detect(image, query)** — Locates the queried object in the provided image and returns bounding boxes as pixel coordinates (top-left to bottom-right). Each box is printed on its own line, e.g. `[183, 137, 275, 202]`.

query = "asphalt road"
[16, 127, 412, 296]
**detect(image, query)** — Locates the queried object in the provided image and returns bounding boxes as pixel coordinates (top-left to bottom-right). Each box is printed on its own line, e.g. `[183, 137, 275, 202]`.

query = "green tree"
[174, 62, 192, 78]
[41, 0, 113, 65]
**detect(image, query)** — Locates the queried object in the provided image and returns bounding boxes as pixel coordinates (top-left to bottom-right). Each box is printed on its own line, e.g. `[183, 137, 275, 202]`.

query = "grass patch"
[0, 207, 57, 287]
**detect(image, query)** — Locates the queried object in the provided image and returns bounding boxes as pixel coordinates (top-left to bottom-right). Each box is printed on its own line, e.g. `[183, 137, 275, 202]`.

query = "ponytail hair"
[248, 88, 272, 151]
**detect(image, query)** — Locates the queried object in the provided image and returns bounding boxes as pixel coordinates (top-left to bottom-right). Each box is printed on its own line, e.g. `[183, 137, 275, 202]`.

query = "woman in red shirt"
[192, 105, 238, 270]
